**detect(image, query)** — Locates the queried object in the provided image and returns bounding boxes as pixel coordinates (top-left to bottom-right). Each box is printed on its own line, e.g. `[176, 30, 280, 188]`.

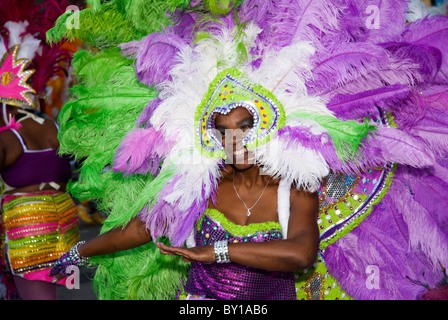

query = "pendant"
[246, 210, 251, 216]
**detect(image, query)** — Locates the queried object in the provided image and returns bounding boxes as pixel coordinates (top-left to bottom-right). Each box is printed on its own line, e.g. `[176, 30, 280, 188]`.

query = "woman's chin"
[231, 153, 256, 171]
[232, 163, 255, 171]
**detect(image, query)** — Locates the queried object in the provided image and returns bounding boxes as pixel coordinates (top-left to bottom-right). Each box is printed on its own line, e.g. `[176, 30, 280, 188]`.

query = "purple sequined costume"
[183, 209, 297, 300]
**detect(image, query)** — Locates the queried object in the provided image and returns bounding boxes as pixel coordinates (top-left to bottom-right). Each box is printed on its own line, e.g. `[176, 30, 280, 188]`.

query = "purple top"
[0, 129, 72, 189]
[184, 209, 297, 300]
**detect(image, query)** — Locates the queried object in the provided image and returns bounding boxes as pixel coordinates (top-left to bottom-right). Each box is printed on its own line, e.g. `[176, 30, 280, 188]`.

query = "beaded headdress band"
[0, 45, 35, 108]
[196, 68, 285, 158]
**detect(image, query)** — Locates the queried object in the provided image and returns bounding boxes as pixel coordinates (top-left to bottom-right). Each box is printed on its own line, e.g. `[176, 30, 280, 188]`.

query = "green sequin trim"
[319, 164, 396, 250]
[198, 208, 282, 237]
[295, 254, 352, 300]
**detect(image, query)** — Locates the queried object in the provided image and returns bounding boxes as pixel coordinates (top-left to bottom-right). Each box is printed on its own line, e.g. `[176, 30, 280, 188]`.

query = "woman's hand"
[156, 243, 215, 264]
[49, 241, 89, 283]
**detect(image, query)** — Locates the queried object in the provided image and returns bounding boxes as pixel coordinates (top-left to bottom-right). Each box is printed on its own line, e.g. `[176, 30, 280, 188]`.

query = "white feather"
[277, 179, 291, 239]
[406, 0, 448, 22]
[0, 38, 6, 60]
[254, 136, 329, 192]
[4, 21, 41, 60]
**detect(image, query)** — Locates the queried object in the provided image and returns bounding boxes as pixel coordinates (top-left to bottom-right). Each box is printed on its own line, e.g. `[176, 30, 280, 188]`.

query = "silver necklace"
[232, 171, 271, 217]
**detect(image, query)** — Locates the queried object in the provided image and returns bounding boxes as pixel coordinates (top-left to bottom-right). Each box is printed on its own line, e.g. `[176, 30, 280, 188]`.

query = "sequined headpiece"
[195, 68, 285, 158]
[0, 45, 35, 108]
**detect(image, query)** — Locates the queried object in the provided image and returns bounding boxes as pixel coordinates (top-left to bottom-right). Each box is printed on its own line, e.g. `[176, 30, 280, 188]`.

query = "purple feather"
[320, 1, 369, 46]
[327, 84, 410, 120]
[140, 173, 182, 242]
[403, 167, 448, 230]
[324, 172, 448, 299]
[380, 42, 443, 85]
[419, 85, 448, 111]
[136, 98, 161, 128]
[276, 125, 364, 174]
[307, 42, 391, 96]
[125, 32, 188, 86]
[238, 0, 274, 30]
[324, 229, 427, 300]
[164, 10, 196, 42]
[411, 126, 448, 157]
[393, 175, 448, 273]
[354, 0, 410, 43]
[242, 0, 343, 51]
[402, 15, 448, 83]
[142, 172, 216, 247]
[112, 127, 174, 176]
[362, 126, 435, 168]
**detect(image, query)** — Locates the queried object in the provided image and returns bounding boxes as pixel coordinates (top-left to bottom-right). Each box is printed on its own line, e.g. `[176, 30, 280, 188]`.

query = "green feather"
[56, 45, 187, 300]
[289, 112, 376, 162]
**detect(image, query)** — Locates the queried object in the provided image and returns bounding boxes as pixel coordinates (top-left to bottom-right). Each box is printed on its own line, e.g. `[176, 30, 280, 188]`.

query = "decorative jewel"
[0, 45, 36, 108]
[305, 272, 324, 300]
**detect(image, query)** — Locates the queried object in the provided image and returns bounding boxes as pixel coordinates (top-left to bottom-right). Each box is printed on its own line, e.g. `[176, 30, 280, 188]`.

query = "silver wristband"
[70, 241, 90, 266]
[214, 240, 230, 263]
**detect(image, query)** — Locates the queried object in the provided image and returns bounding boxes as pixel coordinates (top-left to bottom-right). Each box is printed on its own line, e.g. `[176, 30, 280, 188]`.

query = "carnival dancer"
[51, 102, 321, 300]
[48, 0, 448, 300]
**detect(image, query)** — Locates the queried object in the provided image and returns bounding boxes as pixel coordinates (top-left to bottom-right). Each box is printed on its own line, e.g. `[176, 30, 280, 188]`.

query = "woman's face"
[214, 107, 255, 171]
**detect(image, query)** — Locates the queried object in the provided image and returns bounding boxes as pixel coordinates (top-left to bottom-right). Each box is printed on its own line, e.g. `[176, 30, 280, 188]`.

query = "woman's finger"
[51, 274, 66, 283]
[156, 243, 186, 256]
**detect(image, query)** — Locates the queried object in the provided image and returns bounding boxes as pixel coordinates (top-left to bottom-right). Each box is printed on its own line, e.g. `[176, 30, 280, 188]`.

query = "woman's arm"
[50, 216, 152, 280]
[157, 189, 320, 272]
[78, 216, 152, 258]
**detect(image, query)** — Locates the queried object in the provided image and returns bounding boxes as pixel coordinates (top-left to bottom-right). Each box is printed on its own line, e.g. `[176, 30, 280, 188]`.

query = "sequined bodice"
[184, 208, 297, 300]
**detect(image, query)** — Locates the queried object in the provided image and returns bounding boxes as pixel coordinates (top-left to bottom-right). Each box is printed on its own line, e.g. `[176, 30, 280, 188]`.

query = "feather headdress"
[49, 0, 448, 300]
[0, 0, 75, 110]
[0, 45, 35, 107]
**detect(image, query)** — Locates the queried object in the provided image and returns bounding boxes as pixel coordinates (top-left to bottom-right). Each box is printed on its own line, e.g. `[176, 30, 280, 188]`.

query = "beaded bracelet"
[50, 241, 90, 278]
[70, 241, 90, 266]
[56, 241, 89, 267]
[214, 240, 230, 263]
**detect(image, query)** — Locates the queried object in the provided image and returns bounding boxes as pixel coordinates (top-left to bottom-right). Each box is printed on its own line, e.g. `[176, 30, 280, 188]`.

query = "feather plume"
[112, 127, 175, 176]
[260, 0, 342, 50]
[402, 166, 448, 228]
[3, 21, 41, 61]
[420, 85, 448, 111]
[381, 42, 443, 85]
[394, 177, 448, 271]
[324, 204, 431, 299]
[289, 112, 376, 164]
[323, 172, 448, 299]
[251, 41, 314, 95]
[363, 126, 435, 168]
[307, 42, 391, 96]
[411, 126, 448, 157]
[327, 84, 410, 120]
[122, 32, 189, 86]
[253, 135, 329, 192]
[354, 0, 410, 43]
[402, 15, 448, 83]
